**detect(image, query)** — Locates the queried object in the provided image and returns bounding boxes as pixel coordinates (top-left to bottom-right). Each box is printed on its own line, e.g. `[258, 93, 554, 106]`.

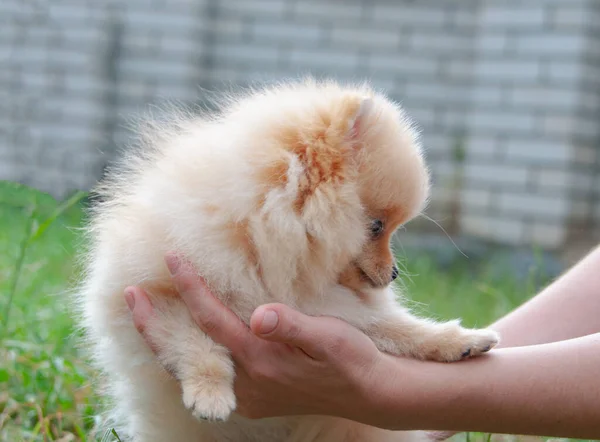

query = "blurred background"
[3, 0, 600, 266]
[2, 0, 600, 264]
[1, 1, 599, 441]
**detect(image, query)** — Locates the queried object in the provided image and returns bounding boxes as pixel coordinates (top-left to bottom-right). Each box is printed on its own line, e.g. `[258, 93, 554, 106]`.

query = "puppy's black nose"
[390, 265, 399, 282]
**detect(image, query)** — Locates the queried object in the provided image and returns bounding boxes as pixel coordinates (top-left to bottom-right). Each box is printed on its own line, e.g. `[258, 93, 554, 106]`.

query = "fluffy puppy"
[76, 78, 499, 442]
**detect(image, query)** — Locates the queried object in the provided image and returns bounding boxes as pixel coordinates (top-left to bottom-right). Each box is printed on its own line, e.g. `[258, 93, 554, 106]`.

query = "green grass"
[0, 180, 586, 441]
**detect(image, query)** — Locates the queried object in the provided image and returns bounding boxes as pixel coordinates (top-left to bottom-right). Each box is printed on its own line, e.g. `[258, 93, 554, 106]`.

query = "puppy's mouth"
[357, 266, 383, 288]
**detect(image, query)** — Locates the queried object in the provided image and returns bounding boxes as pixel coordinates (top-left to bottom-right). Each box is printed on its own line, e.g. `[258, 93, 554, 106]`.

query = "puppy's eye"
[370, 219, 384, 237]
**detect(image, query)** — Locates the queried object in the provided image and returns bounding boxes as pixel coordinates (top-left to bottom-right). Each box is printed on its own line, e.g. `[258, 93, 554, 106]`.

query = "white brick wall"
[1, 0, 598, 251]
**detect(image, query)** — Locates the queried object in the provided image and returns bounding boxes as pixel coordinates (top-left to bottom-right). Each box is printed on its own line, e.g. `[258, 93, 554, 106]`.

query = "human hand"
[124, 253, 387, 423]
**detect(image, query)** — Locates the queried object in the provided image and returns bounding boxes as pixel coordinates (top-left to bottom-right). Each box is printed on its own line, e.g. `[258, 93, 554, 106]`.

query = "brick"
[466, 136, 500, 157]
[429, 186, 453, 206]
[429, 161, 456, 180]
[371, 5, 446, 26]
[210, 42, 281, 67]
[420, 133, 452, 155]
[499, 192, 569, 218]
[368, 55, 437, 75]
[251, 21, 324, 44]
[509, 87, 577, 110]
[293, 1, 363, 21]
[60, 74, 106, 96]
[331, 27, 401, 49]
[460, 189, 492, 209]
[207, 18, 246, 39]
[545, 61, 582, 83]
[13, 47, 47, 64]
[46, 3, 101, 22]
[60, 25, 106, 47]
[219, 0, 288, 18]
[122, 8, 200, 31]
[119, 57, 196, 80]
[404, 83, 468, 104]
[573, 146, 597, 165]
[407, 108, 437, 128]
[206, 66, 242, 84]
[469, 110, 536, 133]
[536, 115, 575, 138]
[474, 59, 541, 81]
[152, 81, 196, 101]
[368, 77, 397, 93]
[481, 6, 545, 28]
[122, 30, 161, 54]
[470, 85, 503, 106]
[461, 214, 525, 245]
[288, 48, 359, 70]
[53, 48, 98, 68]
[439, 109, 468, 131]
[551, 115, 600, 140]
[476, 34, 509, 53]
[410, 34, 471, 52]
[570, 200, 592, 218]
[158, 35, 207, 58]
[504, 139, 569, 164]
[530, 223, 566, 248]
[442, 60, 473, 80]
[535, 169, 570, 190]
[550, 5, 591, 28]
[574, 117, 600, 140]
[447, 10, 477, 28]
[464, 163, 528, 186]
[19, 71, 49, 90]
[515, 34, 584, 56]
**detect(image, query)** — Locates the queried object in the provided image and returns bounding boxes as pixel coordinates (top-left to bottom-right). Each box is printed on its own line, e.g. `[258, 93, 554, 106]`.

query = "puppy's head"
[227, 79, 429, 294]
[334, 92, 430, 293]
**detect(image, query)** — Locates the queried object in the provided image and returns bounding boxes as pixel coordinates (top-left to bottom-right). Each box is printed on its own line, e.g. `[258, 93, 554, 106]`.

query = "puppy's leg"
[145, 297, 237, 422]
[366, 290, 499, 362]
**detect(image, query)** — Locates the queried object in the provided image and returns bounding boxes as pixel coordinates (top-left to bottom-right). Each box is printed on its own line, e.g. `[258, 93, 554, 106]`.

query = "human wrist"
[342, 352, 429, 430]
[356, 353, 471, 432]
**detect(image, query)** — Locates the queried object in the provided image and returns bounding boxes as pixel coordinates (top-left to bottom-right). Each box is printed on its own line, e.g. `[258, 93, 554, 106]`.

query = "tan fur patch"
[257, 157, 289, 189]
[141, 280, 178, 298]
[203, 204, 220, 214]
[225, 219, 259, 270]
[273, 97, 362, 214]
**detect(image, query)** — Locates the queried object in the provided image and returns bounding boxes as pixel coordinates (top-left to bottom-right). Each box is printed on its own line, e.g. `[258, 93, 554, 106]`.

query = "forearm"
[489, 245, 600, 348]
[365, 333, 600, 438]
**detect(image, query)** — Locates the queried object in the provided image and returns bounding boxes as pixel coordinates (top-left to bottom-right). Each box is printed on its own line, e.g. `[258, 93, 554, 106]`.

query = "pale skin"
[125, 245, 600, 439]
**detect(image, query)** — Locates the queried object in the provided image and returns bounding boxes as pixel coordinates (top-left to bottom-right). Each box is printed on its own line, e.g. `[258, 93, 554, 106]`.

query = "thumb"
[249, 303, 345, 360]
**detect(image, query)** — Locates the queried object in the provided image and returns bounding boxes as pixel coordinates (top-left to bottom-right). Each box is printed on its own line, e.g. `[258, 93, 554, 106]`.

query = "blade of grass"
[111, 428, 123, 441]
[1, 202, 37, 339]
[28, 191, 87, 243]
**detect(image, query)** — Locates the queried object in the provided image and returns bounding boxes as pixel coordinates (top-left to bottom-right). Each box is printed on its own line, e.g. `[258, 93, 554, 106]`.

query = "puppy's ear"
[348, 97, 374, 141]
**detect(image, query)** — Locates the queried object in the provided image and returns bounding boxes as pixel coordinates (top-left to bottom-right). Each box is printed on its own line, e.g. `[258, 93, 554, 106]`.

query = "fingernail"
[124, 288, 135, 311]
[259, 310, 279, 335]
[165, 253, 181, 275]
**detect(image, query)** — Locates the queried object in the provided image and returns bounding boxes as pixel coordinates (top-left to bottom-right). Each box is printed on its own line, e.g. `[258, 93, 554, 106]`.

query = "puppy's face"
[336, 96, 430, 293]
[338, 207, 406, 291]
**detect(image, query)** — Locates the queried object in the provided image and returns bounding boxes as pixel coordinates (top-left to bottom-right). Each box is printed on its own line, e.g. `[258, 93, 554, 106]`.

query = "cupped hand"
[123, 253, 385, 422]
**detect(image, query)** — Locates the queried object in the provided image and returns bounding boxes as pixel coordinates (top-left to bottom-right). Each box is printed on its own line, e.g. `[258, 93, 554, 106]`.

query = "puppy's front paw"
[421, 325, 499, 362]
[456, 328, 500, 360]
[182, 381, 236, 422]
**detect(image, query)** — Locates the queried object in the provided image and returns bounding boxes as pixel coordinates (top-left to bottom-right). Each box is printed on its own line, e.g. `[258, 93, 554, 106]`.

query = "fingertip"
[165, 251, 181, 275]
[125, 287, 154, 334]
[250, 306, 279, 336]
[124, 287, 136, 311]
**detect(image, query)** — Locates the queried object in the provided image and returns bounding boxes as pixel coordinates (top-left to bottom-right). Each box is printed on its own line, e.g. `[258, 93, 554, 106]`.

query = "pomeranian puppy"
[76, 78, 499, 442]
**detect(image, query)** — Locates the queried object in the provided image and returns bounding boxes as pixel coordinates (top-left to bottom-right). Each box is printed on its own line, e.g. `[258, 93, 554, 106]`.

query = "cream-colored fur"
[76, 78, 498, 442]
